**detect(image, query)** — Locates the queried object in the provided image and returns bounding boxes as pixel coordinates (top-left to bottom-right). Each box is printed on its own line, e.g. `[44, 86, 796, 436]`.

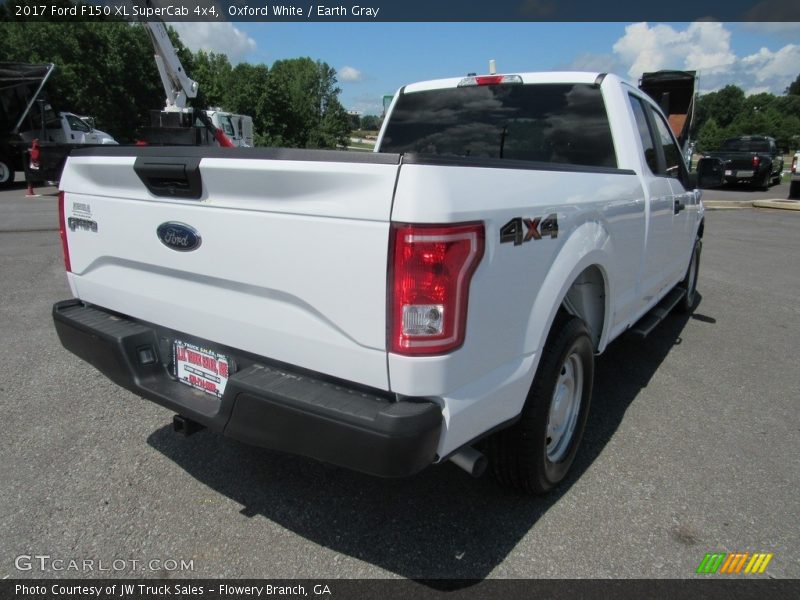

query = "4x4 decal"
[500, 214, 558, 246]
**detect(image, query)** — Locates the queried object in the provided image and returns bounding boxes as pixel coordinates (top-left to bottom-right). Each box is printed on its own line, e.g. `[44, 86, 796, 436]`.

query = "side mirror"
[696, 157, 725, 189]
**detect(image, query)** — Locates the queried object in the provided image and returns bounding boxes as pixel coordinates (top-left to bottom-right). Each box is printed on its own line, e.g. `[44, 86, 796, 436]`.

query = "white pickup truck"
[53, 72, 704, 494]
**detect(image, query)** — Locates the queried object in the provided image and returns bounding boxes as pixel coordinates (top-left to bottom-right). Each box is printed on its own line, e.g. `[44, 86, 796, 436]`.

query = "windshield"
[380, 83, 617, 168]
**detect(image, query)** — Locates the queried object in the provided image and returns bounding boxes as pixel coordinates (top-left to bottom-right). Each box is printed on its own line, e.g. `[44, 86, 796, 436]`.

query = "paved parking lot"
[0, 182, 798, 581]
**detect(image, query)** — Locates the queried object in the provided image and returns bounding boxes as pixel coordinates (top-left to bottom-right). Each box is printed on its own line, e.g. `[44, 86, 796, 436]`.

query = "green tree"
[191, 50, 233, 110]
[0, 20, 166, 142]
[263, 57, 350, 148]
[696, 118, 727, 152]
[785, 73, 800, 96]
[360, 115, 382, 131]
[693, 85, 746, 136]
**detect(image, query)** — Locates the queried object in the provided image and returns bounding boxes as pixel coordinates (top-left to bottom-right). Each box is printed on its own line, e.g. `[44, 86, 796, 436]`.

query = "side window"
[651, 109, 686, 181]
[66, 115, 90, 133]
[222, 117, 235, 136]
[629, 95, 658, 174]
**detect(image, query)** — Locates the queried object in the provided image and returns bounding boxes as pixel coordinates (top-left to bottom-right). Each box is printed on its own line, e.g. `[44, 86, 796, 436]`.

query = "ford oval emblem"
[157, 222, 202, 252]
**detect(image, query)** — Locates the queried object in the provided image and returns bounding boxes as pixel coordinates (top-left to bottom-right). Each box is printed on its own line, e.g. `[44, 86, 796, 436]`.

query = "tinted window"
[651, 110, 685, 179]
[629, 95, 658, 174]
[380, 83, 617, 168]
[721, 138, 770, 153]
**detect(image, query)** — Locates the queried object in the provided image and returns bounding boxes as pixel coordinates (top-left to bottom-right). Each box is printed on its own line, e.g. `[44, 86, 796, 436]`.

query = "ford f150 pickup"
[53, 72, 704, 494]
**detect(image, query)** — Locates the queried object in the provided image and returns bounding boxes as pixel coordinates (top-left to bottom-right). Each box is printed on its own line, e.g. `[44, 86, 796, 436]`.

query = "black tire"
[676, 238, 702, 313]
[789, 181, 800, 200]
[771, 173, 782, 186]
[753, 171, 770, 191]
[0, 157, 14, 189]
[488, 315, 594, 495]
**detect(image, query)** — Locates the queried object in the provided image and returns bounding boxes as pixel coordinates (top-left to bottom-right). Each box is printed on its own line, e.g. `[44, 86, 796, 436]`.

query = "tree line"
[693, 76, 800, 153]
[0, 18, 351, 148]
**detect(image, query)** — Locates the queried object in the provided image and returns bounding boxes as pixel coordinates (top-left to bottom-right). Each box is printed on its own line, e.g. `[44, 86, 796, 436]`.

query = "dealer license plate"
[173, 340, 230, 398]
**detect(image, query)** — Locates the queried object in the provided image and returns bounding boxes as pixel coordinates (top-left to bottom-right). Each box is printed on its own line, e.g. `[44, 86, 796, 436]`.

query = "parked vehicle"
[19, 110, 117, 146]
[53, 71, 704, 494]
[699, 135, 783, 190]
[0, 62, 116, 187]
[206, 109, 253, 147]
[789, 151, 799, 199]
[139, 13, 249, 147]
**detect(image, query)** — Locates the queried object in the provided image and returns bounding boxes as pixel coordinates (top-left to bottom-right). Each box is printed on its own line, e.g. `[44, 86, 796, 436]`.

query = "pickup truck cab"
[53, 72, 704, 494]
[20, 110, 118, 146]
[700, 135, 783, 190]
[206, 109, 254, 148]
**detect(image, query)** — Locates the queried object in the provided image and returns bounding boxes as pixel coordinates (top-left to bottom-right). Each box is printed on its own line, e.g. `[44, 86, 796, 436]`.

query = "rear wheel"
[0, 157, 14, 189]
[488, 315, 593, 495]
[754, 171, 770, 191]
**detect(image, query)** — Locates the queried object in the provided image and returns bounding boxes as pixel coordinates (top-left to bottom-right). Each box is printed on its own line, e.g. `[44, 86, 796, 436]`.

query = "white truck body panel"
[61, 153, 401, 390]
[56, 71, 704, 473]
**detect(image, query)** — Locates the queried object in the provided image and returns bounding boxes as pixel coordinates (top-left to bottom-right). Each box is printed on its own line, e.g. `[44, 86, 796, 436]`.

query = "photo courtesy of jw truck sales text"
[53, 71, 703, 494]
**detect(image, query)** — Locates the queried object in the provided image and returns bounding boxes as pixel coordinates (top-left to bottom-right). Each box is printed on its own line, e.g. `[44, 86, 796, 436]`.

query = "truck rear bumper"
[52, 299, 442, 478]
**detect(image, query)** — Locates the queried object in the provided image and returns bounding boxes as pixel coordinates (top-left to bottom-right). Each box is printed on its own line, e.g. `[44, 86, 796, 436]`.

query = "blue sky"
[171, 22, 800, 114]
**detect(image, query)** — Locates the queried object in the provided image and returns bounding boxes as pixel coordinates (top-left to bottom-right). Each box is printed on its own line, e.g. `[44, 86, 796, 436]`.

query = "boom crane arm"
[143, 21, 198, 112]
[137, 1, 233, 147]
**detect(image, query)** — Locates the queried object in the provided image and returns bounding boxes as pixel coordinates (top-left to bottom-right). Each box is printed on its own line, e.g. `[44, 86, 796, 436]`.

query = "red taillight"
[458, 74, 523, 87]
[475, 75, 504, 86]
[389, 222, 484, 356]
[58, 191, 71, 272]
[752, 155, 760, 168]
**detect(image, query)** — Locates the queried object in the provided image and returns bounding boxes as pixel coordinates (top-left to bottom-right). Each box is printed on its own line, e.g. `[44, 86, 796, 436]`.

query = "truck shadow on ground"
[147, 296, 712, 584]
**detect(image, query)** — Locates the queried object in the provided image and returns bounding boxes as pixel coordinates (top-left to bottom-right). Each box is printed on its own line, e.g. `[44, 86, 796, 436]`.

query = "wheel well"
[697, 218, 705, 239]
[561, 265, 606, 350]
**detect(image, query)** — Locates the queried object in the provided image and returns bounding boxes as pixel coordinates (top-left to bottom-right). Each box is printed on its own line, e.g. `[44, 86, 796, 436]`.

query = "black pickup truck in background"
[697, 135, 784, 190]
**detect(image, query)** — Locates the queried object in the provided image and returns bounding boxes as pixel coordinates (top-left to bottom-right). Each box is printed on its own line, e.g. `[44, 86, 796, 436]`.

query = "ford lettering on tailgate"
[157, 222, 202, 252]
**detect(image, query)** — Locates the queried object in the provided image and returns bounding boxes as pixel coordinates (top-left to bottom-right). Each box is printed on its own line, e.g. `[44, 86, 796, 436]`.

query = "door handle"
[674, 199, 685, 214]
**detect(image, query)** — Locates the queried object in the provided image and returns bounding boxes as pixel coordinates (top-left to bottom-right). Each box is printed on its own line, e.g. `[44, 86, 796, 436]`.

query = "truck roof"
[402, 71, 610, 94]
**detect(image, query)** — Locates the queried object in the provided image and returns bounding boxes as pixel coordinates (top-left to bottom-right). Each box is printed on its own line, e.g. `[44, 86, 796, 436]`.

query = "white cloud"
[169, 22, 257, 64]
[339, 66, 364, 83]
[612, 22, 735, 78]
[740, 44, 800, 85]
[609, 22, 798, 95]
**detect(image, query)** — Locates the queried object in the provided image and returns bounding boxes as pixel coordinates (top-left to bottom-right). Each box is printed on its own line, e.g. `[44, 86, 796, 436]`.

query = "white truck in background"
[53, 71, 704, 494]
[206, 109, 254, 147]
[19, 109, 117, 146]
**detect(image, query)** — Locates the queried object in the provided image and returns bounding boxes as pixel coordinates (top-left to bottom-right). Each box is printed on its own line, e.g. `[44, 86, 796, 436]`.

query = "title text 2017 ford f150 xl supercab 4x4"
[53, 72, 704, 494]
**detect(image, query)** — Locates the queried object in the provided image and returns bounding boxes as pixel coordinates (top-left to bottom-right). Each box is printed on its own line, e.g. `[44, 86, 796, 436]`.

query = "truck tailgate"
[60, 147, 400, 390]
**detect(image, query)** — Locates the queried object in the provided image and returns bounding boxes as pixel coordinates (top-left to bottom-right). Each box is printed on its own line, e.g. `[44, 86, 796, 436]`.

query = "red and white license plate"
[173, 340, 230, 398]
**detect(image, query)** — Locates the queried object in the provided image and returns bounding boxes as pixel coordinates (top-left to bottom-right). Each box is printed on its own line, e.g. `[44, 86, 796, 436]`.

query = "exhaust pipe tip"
[173, 414, 205, 437]
[449, 445, 488, 478]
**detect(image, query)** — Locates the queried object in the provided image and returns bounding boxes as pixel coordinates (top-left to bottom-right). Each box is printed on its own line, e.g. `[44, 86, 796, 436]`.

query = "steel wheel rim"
[0, 163, 8, 183]
[546, 350, 584, 462]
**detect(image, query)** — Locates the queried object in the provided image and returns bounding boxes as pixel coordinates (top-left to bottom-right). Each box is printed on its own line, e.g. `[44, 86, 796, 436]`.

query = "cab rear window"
[380, 83, 617, 168]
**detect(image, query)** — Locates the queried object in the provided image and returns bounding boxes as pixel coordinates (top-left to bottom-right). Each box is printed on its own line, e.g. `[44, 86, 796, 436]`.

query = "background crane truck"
[139, 16, 251, 148]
